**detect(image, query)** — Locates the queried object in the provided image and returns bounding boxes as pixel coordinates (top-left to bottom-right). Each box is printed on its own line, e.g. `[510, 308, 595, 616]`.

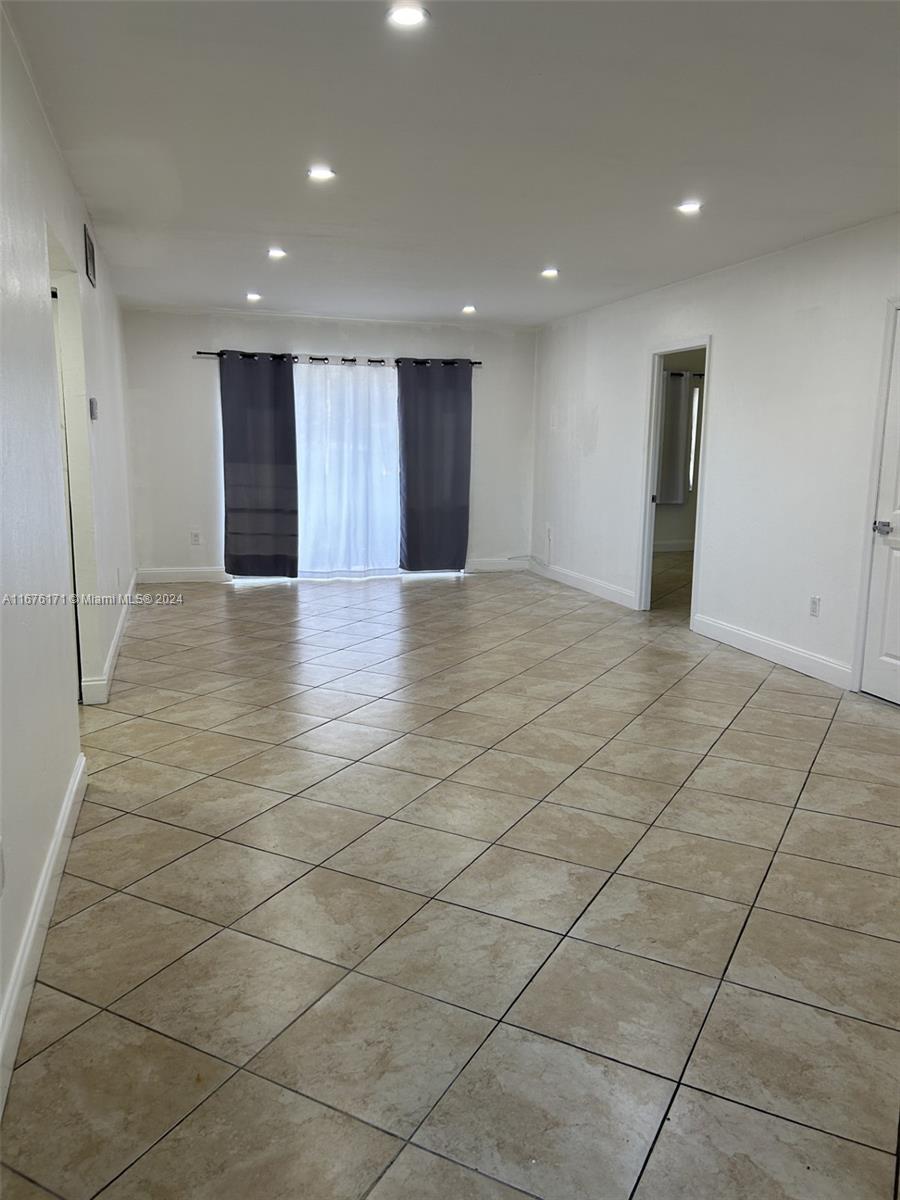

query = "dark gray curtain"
[219, 351, 298, 577]
[397, 358, 472, 571]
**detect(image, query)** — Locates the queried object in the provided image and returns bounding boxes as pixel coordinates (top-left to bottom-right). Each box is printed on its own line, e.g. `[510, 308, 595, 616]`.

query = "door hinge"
[651, 494, 657, 504]
[873, 520, 893, 535]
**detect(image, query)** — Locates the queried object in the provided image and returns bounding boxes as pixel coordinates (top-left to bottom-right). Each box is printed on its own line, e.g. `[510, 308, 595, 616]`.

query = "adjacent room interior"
[2, 3, 899, 1199]
[649, 347, 707, 617]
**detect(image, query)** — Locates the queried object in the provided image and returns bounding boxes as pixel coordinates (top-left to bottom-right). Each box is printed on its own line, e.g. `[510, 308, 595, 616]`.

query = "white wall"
[122, 308, 536, 578]
[532, 216, 900, 686]
[0, 15, 134, 1101]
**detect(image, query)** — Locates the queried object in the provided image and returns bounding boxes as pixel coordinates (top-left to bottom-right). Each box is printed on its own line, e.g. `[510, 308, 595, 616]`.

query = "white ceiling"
[10, 1, 899, 326]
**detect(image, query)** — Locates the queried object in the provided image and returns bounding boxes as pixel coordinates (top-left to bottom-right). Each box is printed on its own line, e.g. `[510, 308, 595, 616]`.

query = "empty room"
[2, 2, 899, 1198]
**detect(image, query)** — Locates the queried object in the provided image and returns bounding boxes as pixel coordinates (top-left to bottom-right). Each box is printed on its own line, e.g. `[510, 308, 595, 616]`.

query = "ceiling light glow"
[676, 199, 703, 215]
[246, 292, 262, 303]
[461, 305, 477, 315]
[268, 247, 287, 259]
[308, 164, 336, 181]
[387, 3, 429, 28]
[541, 267, 559, 279]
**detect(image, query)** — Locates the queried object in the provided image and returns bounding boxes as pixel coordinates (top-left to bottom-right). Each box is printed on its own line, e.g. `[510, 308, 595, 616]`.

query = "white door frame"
[852, 296, 900, 694]
[638, 335, 712, 623]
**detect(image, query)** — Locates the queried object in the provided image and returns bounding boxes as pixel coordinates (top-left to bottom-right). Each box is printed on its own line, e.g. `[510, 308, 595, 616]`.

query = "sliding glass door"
[294, 362, 401, 576]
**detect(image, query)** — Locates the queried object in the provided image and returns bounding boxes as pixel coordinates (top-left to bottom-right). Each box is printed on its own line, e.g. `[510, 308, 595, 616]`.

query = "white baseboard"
[0, 753, 86, 1109]
[81, 570, 136, 705]
[466, 557, 531, 572]
[137, 567, 232, 584]
[654, 539, 695, 553]
[692, 614, 853, 689]
[527, 559, 638, 608]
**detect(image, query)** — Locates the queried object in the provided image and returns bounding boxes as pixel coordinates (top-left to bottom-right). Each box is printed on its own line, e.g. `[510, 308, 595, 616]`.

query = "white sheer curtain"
[293, 362, 401, 576]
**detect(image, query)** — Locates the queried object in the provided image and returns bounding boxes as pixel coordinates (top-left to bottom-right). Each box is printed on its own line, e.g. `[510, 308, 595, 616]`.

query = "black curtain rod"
[195, 351, 483, 367]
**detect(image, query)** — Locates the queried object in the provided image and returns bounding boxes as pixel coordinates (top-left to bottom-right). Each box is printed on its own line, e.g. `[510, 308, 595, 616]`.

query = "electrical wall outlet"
[809, 595, 821, 617]
[190, 530, 202, 546]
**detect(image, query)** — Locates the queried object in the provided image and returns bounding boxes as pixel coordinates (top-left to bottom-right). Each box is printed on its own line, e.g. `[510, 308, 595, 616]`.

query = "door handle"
[873, 520, 894, 535]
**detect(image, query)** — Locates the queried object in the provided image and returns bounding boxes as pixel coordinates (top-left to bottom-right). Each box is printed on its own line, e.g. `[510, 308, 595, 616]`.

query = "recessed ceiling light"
[676, 199, 703, 215]
[461, 305, 477, 315]
[268, 247, 287, 259]
[541, 267, 559, 279]
[387, 3, 429, 28]
[308, 164, 336, 182]
[246, 292, 262, 303]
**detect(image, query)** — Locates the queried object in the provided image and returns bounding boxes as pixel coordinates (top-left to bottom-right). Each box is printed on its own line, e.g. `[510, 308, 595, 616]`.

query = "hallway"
[2, 570, 898, 1200]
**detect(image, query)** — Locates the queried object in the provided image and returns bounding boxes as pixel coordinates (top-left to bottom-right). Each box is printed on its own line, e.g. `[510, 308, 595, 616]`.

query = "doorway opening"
[860, 302, 900, 705]
[48, 229, 91, 703]
[640, 344, 708, 618]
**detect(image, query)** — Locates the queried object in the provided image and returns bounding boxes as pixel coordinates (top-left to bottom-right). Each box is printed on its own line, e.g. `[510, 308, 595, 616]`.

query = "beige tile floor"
[3, 555, 900, 1199]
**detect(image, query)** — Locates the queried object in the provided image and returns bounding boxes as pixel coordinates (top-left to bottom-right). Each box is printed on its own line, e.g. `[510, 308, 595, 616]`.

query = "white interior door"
[862, 310, 900, 704]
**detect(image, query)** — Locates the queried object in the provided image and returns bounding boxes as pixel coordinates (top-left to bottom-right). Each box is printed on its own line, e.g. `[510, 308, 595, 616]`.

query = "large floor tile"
[416, 1024, 673, 1200]
[136, 776, 289, 834]
[151, 695, 259, 730]
[813, 744, 900, 787]
[493, 724, 609, 765]
[780, 809, 900, 876]
[38, 893, 218, 1005]
[686, 756, 807, 805]
[546, 767, 676, 822]
[798, 774, 900, 825]
[15, 984, 99, 1066]
[224, 794, 380, 862]
[234, 867, 426, 964]
[394, 781, 535, 840]
[615, 715, 720, 754]
[508, 938, 715, 1077]
[275, 686, 374, 718]
[361, 900, 558, 1016]
[143, 730, 265, 773]
[729, 706, 830, 743]
[634, 1086, 894, 1199]
[621, 826, 771, 903]
[50, 874, 113, 925]
[747, 687, 838, 719]
[350, 698, 448, 731]
[216, 745, 350, 790]
[85, 757, 203, 811]
[1, 1012, 231, 1200]
[213, 707, 325, 743]
[81, 717, 195, 756]
[570, 874, 747, 976]
[439, 845, 607, 932]
[127, 838, 308, 924]
[499, 802, 645, 870]
[365, 733, 484, 777]
[684, 982, 900, 1149]
[326, 819, 486, 895]
[251, 974, 491, 1136]
[368, 1146, 531, 1199]
[727, 907, 900, 1026]
[656, 787, 790, 849]
[72, 801, 121, 836]
[414, 710, 524, 748]
[710, 729, 817, 771]
[94, 1071, 397, 1200]
[585, 740, 701, 785]
[758, 852, 900, 940]
[449, 750, 572, 799]
[286, 718, 401, 758]
[111, 929, 343, 1063]
[66, 814, 208, 888]
[825, 720, 900, 757]
[302, 762, 438, 815]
